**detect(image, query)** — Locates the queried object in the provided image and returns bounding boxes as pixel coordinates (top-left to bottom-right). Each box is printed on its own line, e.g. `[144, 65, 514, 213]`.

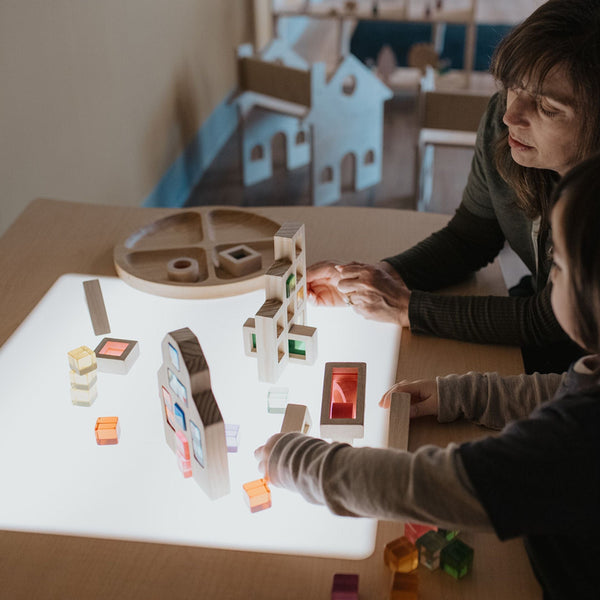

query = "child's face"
[550, 197, 580, 346]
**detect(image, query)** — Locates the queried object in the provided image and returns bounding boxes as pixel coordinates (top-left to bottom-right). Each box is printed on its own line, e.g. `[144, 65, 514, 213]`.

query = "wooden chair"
[415, 67, 492, 211]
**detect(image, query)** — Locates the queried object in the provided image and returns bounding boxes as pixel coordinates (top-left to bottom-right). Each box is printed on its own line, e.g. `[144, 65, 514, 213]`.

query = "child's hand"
[254, 433, 285, 478]
[379, 379, 438, 418]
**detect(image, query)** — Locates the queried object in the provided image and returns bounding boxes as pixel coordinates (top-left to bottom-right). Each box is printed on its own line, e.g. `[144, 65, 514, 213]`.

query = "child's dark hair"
[552, 154, 600, 352]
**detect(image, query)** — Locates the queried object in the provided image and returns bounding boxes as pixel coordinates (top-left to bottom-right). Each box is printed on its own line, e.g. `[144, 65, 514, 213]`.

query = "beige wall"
[0, 0, 254, 236]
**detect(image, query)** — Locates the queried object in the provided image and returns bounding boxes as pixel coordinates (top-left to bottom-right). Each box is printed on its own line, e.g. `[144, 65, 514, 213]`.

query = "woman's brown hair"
[552, 154, 600, 353]
[491, 0, 600, 221]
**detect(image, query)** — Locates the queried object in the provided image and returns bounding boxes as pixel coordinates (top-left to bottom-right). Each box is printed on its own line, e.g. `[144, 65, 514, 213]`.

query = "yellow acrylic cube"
[68, 346, 97, 375]
[384, 536, 419, 573]
[70, 385, 97, 407]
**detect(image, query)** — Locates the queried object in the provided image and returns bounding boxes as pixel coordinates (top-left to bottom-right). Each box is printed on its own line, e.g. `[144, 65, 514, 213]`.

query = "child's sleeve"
[437, 371, 565, 429]
[267, 433, 493, 532]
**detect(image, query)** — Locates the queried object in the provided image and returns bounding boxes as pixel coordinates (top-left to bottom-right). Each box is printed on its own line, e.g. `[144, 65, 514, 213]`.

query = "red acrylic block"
[405, 522, 437, 545]
[331, 402, 354, 419]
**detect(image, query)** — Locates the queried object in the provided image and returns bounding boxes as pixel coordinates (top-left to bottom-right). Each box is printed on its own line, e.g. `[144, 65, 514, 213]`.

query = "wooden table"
[0, 199, 541, 599]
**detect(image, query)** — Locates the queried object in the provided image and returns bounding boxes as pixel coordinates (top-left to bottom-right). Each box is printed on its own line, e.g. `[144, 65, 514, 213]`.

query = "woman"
[307, 0, 600, 373]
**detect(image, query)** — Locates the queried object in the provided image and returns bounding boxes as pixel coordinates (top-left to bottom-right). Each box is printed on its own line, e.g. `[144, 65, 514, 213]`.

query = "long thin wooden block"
[280, 403, 312, 434]
[83, 279, 111, 336]
[388, 392, 411, 451]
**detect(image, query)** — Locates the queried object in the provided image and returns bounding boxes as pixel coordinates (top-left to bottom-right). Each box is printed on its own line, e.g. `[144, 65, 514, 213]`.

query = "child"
[255, 155, 600, 600]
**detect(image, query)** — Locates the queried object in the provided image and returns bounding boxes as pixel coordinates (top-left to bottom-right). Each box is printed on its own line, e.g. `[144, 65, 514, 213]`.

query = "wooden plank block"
[83, 279, 111, 335]
[388, 391, 411, 450]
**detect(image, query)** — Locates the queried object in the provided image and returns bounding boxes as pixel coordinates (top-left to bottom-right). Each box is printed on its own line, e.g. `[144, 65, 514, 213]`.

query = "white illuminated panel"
[0, 274, 401, 559]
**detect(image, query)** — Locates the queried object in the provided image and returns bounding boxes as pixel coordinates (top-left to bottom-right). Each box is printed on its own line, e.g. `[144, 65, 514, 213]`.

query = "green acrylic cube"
[267, 387, 289, 414]
[416, 530, 448, 571]
[440, 539, 474, 579]
[438, 528, 460, 541]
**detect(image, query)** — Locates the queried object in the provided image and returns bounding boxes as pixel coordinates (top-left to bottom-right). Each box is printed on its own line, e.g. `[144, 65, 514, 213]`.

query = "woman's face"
[550, 197, 580, 346]
[503, 66, 583, 176]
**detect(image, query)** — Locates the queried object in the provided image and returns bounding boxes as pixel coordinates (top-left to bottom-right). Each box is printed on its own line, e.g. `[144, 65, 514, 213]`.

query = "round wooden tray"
[113, 207, 281, 299]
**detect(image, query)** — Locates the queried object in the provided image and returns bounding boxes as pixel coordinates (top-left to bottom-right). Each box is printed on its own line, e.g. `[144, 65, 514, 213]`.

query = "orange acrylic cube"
[242, 478, 272, 513]
[95, 416, 120, 445]
[384, 536, 419, 573]
[389, 571, 419, 600]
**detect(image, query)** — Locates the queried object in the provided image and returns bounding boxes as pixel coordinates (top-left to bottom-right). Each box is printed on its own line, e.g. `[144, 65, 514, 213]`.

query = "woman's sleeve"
[267, 433, 493, 532]
[408, 281, 570, 346]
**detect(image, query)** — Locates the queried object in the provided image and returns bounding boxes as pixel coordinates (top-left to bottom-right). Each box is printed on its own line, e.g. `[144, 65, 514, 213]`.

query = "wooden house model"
[235, 39, 392, 205]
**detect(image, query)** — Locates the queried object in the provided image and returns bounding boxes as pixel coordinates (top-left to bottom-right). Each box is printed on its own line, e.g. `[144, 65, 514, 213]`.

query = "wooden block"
[388, 392, 411, 450]
[320, 363, 366, 443]
[157, 328, 230, 500]
[288, 324, 317, 365]
[280, 403, 312, 434]
[166, 257, 200, 282]
[218, 244, 262, 277]
[94, 338, 139, 375]
[83, 279, 111, 336]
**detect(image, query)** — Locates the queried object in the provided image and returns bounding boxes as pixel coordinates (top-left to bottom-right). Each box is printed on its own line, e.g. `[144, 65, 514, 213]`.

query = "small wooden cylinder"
[167, 257, 200, 282]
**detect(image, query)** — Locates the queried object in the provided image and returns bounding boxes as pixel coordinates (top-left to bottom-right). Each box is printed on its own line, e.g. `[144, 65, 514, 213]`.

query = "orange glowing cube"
[242, 478, 271, 513]
[95, 416, 120, 445]
[389, 571, 419, 600]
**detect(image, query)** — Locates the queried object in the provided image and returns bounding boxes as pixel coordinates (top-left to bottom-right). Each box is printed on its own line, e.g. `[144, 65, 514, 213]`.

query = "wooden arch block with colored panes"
[320, 362, 366, 443]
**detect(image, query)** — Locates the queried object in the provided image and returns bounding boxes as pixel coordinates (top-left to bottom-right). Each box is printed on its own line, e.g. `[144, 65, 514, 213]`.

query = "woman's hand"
[335, 262, 411, 327]
[306, 260, 348, 306]
[254, 433, 285, 478]
[379, 379, 439, 418]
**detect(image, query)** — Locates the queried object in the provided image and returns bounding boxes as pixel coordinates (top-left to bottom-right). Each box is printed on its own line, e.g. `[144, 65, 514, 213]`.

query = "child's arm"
[382, 372, 565, 430]
[437, 371, 565, 430]
[255, 433, 494, 531]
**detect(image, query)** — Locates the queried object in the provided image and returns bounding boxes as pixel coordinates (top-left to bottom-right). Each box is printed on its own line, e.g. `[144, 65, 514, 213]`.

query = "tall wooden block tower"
[243, 223, 317, 383]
